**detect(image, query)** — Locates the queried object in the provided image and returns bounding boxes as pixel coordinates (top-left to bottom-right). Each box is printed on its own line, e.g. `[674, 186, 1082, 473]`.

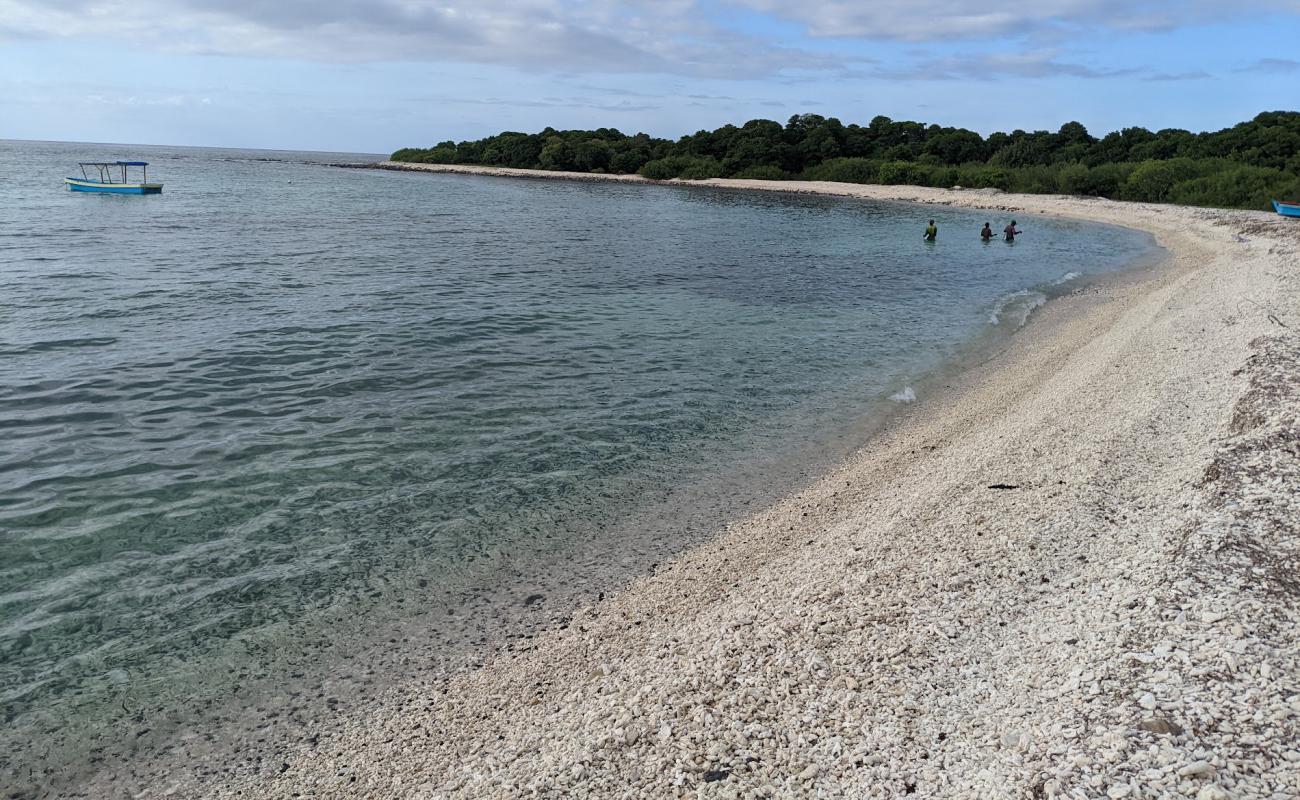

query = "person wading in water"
[924, 219, 938, 242]
[1003, 220, 1022, 242]
[981, 222, 994, 242]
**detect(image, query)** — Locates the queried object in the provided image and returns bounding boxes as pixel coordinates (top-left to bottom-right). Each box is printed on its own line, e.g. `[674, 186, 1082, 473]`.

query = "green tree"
[572, 138, 613, 172]
[1121, 159, 1201, 202]
[990, 133, 1053, 168]
[925, 129, 987, 164]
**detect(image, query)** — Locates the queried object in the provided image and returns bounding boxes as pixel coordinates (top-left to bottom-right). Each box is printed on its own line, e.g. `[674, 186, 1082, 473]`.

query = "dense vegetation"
[392, 112, 1300, 210]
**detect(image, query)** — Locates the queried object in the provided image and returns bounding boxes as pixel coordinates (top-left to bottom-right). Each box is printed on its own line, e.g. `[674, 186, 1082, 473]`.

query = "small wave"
[890, 386, 916, 403]
[1051, 271, 1082, 286]
[0, 336, 119, 356]
[988, 289, 1047, 327]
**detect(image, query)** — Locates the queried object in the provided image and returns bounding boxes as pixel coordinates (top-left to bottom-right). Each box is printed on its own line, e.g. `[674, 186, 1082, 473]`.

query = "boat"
[1273, 199, 1300, 218]
[65, 161, 163, 194]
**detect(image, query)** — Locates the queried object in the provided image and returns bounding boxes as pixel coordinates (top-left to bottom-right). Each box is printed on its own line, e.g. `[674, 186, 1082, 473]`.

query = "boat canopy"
[74, 161, 154, 184]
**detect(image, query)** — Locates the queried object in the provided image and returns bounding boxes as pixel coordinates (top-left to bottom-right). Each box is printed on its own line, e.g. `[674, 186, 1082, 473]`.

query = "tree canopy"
[391, 112, 1300, 211]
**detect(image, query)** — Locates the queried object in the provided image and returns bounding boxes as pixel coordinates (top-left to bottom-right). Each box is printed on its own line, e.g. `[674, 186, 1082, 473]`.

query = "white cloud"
[0, 0, 843, 78]
[872, 50, 1137, 80]
[727, 0, 1296, 40]
[2, 0, 1294, 82]
[1237, 57, 1300, 73]
[85, 91, 194, 107]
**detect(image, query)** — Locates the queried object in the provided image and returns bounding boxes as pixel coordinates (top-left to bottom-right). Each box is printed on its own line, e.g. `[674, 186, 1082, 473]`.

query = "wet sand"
[70, 169, 1300, 798]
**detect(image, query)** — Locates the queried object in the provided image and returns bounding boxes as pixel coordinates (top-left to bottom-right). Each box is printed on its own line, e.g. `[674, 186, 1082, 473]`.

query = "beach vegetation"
[638, 155, 724, 180]
[962, 166, 1013, 191]
[392, 111, 1300, 210]
[802, 157, 881, 184]
[1007, 165, 1061, 195]
[1168, 165, 1300, 210]
[1120, 158, 1203, 203]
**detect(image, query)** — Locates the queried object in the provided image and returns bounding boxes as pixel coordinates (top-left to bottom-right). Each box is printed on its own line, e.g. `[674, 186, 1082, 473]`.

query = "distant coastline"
[362, 158, 1126, 219]
[367, 159, 653, 184]
[384, 112, 1300, 211]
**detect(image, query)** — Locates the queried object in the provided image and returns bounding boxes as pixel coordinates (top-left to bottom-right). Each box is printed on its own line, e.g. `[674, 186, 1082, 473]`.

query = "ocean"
[0, 140, 1159, 789]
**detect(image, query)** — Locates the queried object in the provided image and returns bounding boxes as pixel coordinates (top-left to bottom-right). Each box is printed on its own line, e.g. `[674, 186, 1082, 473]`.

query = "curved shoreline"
[79, 169, 1300, 798]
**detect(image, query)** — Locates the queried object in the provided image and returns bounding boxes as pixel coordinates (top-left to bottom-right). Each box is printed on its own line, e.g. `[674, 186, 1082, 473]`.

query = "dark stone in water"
[524, 594, 545, 606]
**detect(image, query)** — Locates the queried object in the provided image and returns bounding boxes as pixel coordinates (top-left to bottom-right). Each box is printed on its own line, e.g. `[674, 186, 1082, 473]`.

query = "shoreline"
[76, 169, 1299, 798]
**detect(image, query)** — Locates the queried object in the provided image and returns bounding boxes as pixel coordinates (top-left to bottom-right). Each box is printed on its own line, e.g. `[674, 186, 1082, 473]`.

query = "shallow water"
[0, 140, 1158, 785]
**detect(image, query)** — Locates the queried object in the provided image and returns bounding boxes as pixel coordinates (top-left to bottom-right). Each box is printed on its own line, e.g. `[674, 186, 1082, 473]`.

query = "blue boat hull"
[65, 178, 162, 194]
[1274, 199, 1300, 218]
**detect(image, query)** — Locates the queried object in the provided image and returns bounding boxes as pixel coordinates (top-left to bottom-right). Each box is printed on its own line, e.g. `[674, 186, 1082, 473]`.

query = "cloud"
[2, 0, 1291, 84]
[875, 52, 1221, 83]
[873, 51, 1138, 81]
[0, 0, 843, 78]
[1142, 70, 1212, 81]
[0, 1, 645, 66]
[1236, 58, 1300, 73]
[408, 94, 662, 113]
[87, 92, 194, 107]
[727, 0, 1297, 41]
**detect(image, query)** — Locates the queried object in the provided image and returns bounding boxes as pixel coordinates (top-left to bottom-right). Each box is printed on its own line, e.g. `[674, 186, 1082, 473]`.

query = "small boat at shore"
[65, 161, 163, 194]
[1273, 199, 1300, 218]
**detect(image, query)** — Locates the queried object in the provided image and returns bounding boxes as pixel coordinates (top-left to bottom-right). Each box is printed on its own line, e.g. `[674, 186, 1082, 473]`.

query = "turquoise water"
[0, 140, 1158, 786]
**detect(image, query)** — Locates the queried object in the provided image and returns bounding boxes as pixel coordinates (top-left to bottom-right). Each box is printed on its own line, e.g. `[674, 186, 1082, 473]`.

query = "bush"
[1168, 166, 1300, 210]
[1121, 158, 1201, 202]
[610, 151, 650, 174]
[1056, 163, 1091, 195]
[638, 156, 723, 180]
[877, 161, 926, 185]
[1008, 165, 1060, 194]
[919, 165, 959, 188]
[731, 165, 791, 180]
[639, 156, 686, 180]
[957, 165, 1012, 191]
[1075, 163, 1134, 198]
[802, 158, 881, 184]
[678, 157, 725, 180]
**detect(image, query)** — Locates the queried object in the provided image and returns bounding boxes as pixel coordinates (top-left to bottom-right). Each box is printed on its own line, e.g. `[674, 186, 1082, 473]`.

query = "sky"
[1, 0, 1298, 154]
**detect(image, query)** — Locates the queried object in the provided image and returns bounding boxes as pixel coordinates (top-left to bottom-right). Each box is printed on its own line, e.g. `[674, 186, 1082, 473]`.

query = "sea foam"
[988, 289, 1048, 327]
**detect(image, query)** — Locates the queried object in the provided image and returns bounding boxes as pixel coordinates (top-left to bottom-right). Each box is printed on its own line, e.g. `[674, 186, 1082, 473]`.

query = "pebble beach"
[74, 170, 1299, 799]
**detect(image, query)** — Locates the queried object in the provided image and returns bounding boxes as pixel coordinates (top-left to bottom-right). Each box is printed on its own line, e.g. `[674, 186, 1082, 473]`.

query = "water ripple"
[0, 139, 1159, 747]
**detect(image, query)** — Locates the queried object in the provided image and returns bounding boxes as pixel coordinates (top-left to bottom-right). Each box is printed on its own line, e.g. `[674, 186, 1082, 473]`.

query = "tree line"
[391, 112, 1300, 210]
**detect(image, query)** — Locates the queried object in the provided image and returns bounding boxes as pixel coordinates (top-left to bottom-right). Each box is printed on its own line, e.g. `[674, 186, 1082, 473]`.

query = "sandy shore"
[83, 167, 1299, 798]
